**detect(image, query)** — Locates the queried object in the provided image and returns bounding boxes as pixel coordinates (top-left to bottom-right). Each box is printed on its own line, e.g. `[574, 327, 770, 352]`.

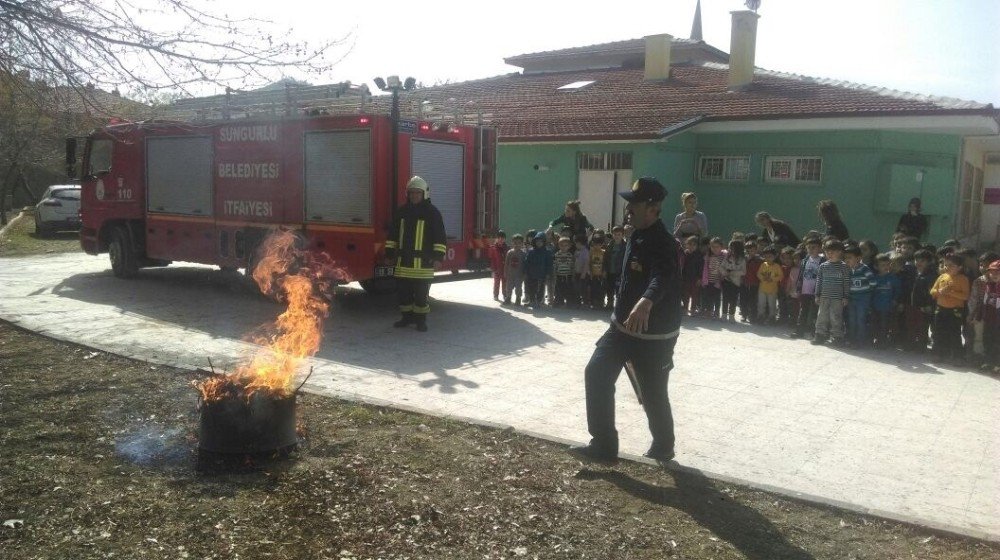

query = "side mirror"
[65, 138, 78, 179]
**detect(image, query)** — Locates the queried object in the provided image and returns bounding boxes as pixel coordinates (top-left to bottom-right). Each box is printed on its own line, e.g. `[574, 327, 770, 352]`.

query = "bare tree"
[0, 0, 351, 221]
[0, 0, 351, 113]
[0, 75, 72, 223]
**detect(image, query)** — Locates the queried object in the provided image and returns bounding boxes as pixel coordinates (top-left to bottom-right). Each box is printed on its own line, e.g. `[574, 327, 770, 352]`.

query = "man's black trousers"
[584, 327, 678, 454]
[397, 277, 431, 317]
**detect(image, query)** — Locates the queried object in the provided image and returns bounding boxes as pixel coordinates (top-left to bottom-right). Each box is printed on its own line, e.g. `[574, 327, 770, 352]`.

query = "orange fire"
[198, 230, 347, 402]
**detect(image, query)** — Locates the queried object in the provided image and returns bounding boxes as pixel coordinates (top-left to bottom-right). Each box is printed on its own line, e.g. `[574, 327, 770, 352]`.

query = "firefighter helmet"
[406, 176, 429, 196]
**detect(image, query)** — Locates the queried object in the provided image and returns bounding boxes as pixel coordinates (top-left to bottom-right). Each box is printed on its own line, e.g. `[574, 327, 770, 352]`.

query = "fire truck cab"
[67, 112, 498, 292]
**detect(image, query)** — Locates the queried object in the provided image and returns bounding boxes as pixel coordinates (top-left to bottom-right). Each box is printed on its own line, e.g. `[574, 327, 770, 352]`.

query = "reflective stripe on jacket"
[384, 200, 447, 280]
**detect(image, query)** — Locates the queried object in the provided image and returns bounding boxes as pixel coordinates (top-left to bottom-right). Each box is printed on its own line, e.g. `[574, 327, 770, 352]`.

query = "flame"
[198, 230, 348, 402]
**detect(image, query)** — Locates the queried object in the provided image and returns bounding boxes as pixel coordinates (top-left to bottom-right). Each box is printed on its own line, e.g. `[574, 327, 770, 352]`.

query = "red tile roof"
[503, 37, 724, 67]
[401, 63, 998, 142]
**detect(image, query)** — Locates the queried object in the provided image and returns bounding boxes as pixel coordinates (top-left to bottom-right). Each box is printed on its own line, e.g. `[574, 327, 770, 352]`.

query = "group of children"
[487, 227, 627, 310]
[681, 230, 1000, 371]
[487, 223, 1000, 372]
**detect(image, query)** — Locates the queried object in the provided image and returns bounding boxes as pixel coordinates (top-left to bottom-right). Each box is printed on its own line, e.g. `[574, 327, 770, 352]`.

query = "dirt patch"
[1, 321, 998, 559]
[0, 210, 82, 257]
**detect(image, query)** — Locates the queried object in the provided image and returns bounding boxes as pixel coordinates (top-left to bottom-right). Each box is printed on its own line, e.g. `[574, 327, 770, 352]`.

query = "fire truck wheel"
[109, 227, 139, 279]
[360, 277, 397, 295]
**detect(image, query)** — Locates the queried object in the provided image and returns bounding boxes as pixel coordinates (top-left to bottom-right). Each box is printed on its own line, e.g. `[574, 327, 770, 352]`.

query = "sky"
[207, 0, 999, 105]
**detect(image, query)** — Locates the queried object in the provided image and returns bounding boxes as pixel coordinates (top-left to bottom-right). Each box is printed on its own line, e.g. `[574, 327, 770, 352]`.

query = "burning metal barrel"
[199, 392, 297, 455]
[194, 229, 346, 457]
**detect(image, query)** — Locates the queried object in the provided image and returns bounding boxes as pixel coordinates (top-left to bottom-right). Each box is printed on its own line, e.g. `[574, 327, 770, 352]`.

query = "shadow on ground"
[577, 467, 815, 560]
[682, 315, 947, 376]
[50, 265, 557, 395]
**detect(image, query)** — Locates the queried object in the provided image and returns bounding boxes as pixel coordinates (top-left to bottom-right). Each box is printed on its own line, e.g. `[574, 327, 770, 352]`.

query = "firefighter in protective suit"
[384, 176, 447, 332]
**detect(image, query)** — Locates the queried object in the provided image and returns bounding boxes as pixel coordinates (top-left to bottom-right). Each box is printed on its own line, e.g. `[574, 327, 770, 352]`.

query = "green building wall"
[495, 136, 695, 236]
[495, 129, 961, 246]
[691, 130, 960, 246]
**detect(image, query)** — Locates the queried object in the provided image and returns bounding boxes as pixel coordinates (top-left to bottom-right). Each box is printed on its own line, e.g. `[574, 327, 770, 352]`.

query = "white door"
[578, 169, 632, 232]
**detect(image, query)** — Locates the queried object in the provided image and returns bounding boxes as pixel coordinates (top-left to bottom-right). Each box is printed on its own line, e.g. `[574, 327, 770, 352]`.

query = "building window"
[698, 156, 750, 182]
[764, 156, 822, 184]
[960, 161, 984, 237]
[577, 152, 632, 170]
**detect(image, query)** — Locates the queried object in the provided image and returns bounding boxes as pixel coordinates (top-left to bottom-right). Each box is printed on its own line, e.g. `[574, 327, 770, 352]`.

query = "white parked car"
[34, 184, 82, 236]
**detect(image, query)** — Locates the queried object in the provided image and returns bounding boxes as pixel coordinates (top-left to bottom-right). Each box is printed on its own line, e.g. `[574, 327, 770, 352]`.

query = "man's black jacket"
[611, 218, 683, 339]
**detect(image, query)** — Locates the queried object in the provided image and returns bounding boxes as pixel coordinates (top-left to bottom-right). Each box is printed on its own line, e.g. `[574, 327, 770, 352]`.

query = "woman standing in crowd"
[896, 197, 929, 240]
[817, 199, 850, 241]
[755, 211, 800, 249]
[549, 200, 593, 240]
[673, 192, 708, 240]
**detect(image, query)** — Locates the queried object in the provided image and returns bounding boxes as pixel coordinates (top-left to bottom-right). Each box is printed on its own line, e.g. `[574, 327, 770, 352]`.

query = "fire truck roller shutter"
[146, 136, 213, 215]
[304, 130, 372, 225]
[410, 140, 463, 241]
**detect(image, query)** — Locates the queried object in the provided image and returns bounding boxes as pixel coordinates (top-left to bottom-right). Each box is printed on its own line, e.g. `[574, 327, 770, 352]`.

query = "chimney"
[728, 10, 760, 90]
[643, 33, 673, 81]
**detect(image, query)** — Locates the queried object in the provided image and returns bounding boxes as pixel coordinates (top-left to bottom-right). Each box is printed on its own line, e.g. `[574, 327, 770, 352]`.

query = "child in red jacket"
[488, 231, 509, 301]
[976, 260, 1000, 373]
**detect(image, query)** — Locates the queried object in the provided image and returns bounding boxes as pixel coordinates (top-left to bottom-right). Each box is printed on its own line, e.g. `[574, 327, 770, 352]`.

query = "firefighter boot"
[394, 312, 415, 328]
[415, 314, 428, 332]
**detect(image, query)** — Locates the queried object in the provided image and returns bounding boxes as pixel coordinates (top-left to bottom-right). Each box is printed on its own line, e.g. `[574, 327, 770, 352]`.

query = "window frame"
[763, 155, 823, 184]
[85, 138, 113, 177]
[960, 161, 984, 237]
[697, 155, 751, 183]
[577, 151, 633, 171]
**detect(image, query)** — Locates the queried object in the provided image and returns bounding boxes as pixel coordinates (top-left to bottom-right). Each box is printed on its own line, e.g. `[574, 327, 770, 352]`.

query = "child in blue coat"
[871, 253, 902, 348]
[845, 245, 876, 347]
[523, 232, 553, 308]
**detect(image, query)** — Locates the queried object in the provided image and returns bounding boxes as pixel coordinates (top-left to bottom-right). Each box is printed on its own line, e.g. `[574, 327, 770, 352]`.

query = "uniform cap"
[620, 176, 667, 203]
[406, 176, 428, 195]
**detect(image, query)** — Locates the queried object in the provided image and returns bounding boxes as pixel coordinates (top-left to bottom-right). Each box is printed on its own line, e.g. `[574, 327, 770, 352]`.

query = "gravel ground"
[2, 321, 999, 560]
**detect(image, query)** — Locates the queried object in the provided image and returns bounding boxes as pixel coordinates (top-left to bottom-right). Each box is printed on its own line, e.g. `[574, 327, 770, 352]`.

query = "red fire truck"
[67, 112, 498, 292]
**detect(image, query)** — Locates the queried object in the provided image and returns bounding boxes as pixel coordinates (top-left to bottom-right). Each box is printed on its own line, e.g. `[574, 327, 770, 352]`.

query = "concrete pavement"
[1, 252, 997, 541]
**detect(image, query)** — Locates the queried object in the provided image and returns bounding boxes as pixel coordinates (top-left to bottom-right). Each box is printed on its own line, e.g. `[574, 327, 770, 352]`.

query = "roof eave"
[694, 111, 1000, 136]
[700, 108, 999, 122]
[500, 132, 662, 143]
[657, 115, 706, 138]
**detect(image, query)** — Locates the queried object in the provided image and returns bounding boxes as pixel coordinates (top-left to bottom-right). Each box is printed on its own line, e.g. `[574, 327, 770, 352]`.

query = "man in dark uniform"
[570, 177, 683, 465]
[384, 176, 447, 332]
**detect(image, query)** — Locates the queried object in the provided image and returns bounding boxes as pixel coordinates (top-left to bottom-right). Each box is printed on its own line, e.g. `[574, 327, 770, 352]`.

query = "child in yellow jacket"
[930, 253, 970, 363]
[756, 246, 783, 324]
